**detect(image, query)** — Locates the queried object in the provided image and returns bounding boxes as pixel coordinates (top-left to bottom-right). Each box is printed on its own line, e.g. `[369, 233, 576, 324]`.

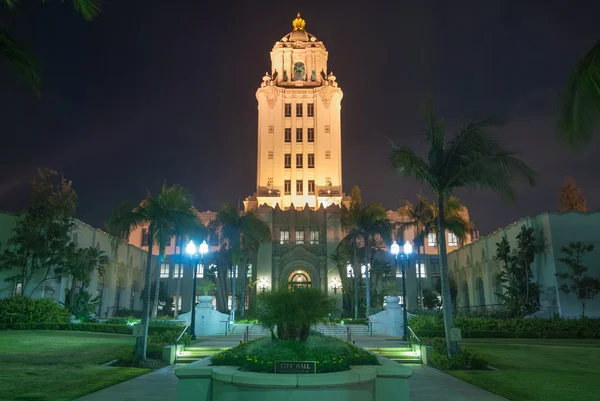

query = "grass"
[0, 330, 150, 401]
[447, 338, 600, 401]
[211, 332, 379, 373]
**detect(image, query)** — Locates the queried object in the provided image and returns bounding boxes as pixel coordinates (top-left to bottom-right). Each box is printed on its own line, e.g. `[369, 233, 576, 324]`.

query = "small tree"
[0, 168, 77, 295]
[558, 177, 587, 212]
[493, 226, 540, 317]
[556, 242, 600, 317]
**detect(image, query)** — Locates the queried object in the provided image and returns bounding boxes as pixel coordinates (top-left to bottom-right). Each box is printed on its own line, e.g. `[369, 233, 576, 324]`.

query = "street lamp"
[391, 240, 412, 341]
[259, 278, 268, 293]
[186, 239, 209, 340]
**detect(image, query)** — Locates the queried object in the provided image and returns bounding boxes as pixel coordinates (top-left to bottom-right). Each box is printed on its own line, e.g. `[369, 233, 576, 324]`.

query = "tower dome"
[280, 13, 319, 43]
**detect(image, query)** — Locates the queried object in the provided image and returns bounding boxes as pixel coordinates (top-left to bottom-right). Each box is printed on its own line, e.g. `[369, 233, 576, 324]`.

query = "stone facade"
[447, 212, 600, 317]
[0, 211, 155, 317]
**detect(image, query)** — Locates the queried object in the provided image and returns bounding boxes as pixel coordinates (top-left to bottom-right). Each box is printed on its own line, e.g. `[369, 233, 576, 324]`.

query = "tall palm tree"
[559, 39, 600, 148]
[1, 0, 101, 94]
[106, 184, 196, 360]
[398, 194, 471, 308]
[390, 105, 536, 355]
[210, 202, 271, 321]
[340, 202, 391, 318]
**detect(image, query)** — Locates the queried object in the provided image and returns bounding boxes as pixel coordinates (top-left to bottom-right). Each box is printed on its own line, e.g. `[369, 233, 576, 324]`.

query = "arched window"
[461, 282, 470, 308]
[293, 62, 305, 81]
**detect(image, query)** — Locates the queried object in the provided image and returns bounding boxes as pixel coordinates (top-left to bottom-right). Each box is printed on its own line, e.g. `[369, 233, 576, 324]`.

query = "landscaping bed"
[210, 332, 379, 373]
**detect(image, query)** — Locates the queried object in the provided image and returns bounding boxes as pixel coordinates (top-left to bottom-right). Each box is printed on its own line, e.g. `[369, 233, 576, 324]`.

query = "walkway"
[76, 335, 508, 401]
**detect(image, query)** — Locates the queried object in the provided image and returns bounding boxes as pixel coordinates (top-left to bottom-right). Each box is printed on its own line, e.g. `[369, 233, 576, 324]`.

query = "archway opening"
[288, 269, 312, 290]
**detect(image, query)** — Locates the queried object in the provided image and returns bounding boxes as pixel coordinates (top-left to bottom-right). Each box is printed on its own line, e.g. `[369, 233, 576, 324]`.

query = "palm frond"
[105, 202, 148, 240]
[559, 38, 600, 148]
[390, 145, 436, 188]
[67, 0, 102, 20]
[0, 27, 40, 95]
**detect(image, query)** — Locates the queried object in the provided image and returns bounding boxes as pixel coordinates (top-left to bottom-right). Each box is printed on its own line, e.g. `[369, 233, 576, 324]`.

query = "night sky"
[1, 0, 599, 236]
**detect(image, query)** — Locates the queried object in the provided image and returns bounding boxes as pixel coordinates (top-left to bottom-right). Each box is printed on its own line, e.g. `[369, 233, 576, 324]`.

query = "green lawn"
[0, 330, 150, 401]
[448, 339, 600, 401]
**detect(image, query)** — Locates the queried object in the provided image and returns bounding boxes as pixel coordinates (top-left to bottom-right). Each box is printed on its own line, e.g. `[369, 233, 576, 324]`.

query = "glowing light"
[390, 240, 400, 255]
[186, 240, 197, 255]
[199, 240, 209, 255]
[403, 241, 413, 255]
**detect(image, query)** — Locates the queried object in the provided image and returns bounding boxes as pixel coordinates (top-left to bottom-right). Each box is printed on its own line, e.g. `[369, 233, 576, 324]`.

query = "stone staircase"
[175, 346, 230, 364]
[364, 345, 421, 364]
[314, 324, 377, 337]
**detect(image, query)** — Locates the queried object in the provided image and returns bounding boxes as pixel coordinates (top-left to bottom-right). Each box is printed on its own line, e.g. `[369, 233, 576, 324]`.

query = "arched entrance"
[288, 269, 312, 290]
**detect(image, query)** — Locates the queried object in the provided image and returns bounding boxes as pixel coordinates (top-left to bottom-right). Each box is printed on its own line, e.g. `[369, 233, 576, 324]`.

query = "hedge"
[409, 315, 600, 339]
[0, 322, 185, 335]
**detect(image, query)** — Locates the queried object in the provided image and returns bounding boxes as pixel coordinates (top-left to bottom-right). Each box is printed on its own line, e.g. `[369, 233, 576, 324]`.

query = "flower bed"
[211, 332, 379, 373]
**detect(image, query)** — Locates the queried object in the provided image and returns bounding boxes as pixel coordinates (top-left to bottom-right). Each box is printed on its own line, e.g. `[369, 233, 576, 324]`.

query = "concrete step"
[364, 347, 421, 364]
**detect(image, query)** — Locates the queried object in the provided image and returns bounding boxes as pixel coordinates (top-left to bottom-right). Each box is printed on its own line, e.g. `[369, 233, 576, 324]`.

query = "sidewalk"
[76, 335, 508, 401]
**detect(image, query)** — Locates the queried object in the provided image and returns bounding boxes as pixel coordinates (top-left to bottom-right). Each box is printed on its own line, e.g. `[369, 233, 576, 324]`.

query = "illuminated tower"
[252, 13, 343, 210]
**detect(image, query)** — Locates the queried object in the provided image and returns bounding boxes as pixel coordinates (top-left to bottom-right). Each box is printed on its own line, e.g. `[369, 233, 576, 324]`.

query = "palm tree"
[106, 184, 196, 359]
[559, 39, 600, 148]
[398, 194, 471, 309]
[1, 0, 101, 94]
[210, 202, 271, 321]
[390, 105, 536, 355]
[340, 202, 391, 318]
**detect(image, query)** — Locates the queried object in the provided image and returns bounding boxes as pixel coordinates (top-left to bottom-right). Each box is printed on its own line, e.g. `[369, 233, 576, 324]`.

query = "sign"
[132, 324, 144, 337]
[274, 361, 316, 374]
[450, 327, 462, 342]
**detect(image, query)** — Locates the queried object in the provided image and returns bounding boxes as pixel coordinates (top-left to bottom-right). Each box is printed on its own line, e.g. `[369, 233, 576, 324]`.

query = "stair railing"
[407, 325, 423, 364]
[346, 326, 355, 344]
[176, 325, 190, 343]
[239, 325, 249, 344]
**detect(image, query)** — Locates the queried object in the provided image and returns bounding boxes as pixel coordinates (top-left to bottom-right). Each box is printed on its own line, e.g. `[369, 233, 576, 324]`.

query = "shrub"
[0, 322, 185, 336]
[423, 337, 488, 370]
[257, 287, 336, 342]
[211, 332, 379, 373]
[0, 296, 70, 324]
[409, 315, 600, 339]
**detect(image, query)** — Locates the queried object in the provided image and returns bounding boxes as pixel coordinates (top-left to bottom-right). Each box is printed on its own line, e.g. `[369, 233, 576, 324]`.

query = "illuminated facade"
[248, 13, 344, 211]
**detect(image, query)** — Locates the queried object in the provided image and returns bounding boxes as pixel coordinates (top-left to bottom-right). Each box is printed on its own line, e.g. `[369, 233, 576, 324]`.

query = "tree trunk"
[173, 236, 183, 318]
[152, 255, 161, 318]
[437, 195, 457, 357]
[231, 264, 237, 322]
[215, 257, 228, 313]
[353, 244, 358, 319]
[365, 238, 371, 318]
[136, 225, 154, 360]
[239, 254, 247, 317]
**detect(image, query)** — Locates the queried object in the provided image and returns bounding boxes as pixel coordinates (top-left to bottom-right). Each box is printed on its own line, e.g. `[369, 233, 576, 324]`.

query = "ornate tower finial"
[292, 12, 305, 31]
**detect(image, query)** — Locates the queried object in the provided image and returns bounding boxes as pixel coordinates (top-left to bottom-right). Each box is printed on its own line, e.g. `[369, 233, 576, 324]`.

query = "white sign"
[132, 324, 144, 337]
[450, 327, 462, 342]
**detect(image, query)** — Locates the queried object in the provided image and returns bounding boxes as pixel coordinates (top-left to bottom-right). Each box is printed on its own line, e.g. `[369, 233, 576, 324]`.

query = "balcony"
[317, 185, 342, 197]
[257, 186, 281, 197]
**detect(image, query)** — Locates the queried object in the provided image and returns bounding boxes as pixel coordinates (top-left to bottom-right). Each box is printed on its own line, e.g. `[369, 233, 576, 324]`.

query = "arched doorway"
[288, 269, 312, 290]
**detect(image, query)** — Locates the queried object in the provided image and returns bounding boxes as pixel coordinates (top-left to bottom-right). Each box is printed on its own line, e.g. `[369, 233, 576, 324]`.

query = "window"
[296, 128, 303, 142]
[141, 228, 149, 246]
[308, 180, 315, 194]
[310, 229, 320, 244]
[307, 128, 314, 142]
[284, 180, 291, 195]
[448, 232, 458, 246]
[285, 128, 291, 142]
[196, 263, 204, 278]
[307, 103, 314, 117]
[296, 154, 303, 168]
[173, 264, 182, 278]
[284, 154, 291, 168]
[295, 230, 305, 244]
[280, 229, 290, 244]
[416, 262, 426, 278]
[428, 233, 437, 246]
[268, 125, 274, 134]
[324, 125, 331, 134]
[247, 264, 253, 279]
[160, 263, 170, 278]
[285, 103, 291, 117]
[296, 180, 303, 194]
[13, 282, 22, 296]
[267, 177, 274, 186]
[307, 154, 314, 168]
[325, 177, 332, 186]
[325, 150, 331, 159]
[268, 151, 274, 159]
[348, 264, 367, 279]
[429, 257, 440, 277]
[296, 103, 303, 117]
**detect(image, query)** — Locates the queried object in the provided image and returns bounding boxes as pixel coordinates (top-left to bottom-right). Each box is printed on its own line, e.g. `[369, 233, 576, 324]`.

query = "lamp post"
[391, 240, 412, 341]
[186, 240, 209, 340]
[259, 278, 267, 293]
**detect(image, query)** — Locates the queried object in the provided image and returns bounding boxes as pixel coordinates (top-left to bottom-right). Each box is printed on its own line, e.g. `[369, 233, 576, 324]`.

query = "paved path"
[76, 335, 508, 401]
